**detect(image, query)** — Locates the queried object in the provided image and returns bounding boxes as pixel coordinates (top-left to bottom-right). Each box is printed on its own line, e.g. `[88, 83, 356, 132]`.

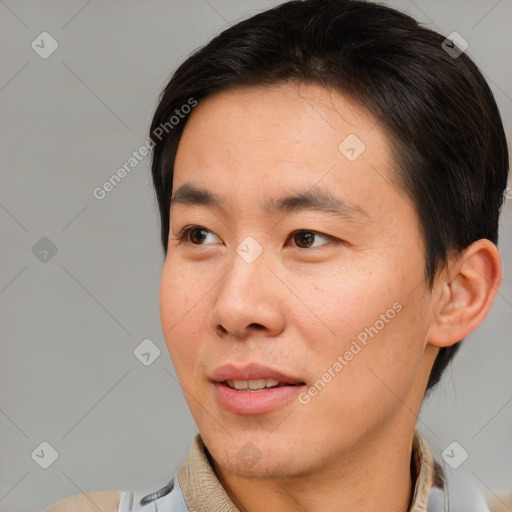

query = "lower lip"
[212, 382, 305, 415]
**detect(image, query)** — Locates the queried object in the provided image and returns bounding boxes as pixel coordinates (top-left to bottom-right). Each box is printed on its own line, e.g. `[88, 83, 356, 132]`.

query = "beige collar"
[177, 430, 438, 512]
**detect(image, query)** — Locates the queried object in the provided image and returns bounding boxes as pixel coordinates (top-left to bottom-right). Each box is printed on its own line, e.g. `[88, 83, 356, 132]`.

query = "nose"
[208, 250, 286, 341]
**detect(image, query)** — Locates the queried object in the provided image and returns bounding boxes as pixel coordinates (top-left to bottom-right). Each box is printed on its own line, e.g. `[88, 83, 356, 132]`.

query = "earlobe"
[427, 239, 502, 348]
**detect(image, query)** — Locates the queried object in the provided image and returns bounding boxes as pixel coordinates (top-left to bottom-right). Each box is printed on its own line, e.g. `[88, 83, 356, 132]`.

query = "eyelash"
[172, 225, 339, 249]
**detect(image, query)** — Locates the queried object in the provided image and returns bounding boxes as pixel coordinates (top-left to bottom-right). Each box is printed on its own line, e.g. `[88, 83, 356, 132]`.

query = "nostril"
[217, 325, 228, 334]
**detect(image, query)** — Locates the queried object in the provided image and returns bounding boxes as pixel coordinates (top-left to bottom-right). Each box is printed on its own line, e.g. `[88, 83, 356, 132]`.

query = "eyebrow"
[170, 182, 369, 220]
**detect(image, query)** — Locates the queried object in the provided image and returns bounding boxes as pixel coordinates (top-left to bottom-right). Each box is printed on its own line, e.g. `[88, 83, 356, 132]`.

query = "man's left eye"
[289, 230, 333, 249]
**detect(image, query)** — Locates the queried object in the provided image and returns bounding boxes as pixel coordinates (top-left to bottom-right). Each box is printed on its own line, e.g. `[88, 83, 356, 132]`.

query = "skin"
[159, 82, 502, 512]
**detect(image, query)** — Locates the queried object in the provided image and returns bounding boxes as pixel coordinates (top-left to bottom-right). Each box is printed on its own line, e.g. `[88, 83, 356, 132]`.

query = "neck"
[213, 421, 417, 512]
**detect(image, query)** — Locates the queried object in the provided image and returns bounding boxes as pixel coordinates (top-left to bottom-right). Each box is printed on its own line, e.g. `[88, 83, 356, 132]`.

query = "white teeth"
[233, 380, 248, 390]
[226, 378, 283, 391]
[249, 379, 266, 390]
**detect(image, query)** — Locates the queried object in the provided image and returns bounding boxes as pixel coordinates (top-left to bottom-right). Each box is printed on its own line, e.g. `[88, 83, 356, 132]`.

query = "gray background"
[0, 1, 510, 510]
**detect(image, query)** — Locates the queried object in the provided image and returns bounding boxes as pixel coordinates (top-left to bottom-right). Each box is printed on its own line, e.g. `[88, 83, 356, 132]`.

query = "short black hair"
[149, 0, 509, 394]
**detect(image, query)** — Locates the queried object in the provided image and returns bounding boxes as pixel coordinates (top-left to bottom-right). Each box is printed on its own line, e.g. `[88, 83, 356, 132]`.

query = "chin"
[202, 429, 312, 479]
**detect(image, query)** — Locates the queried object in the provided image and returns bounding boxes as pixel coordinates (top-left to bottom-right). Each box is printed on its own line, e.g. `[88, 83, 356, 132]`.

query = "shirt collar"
[177, 430, 438, 512]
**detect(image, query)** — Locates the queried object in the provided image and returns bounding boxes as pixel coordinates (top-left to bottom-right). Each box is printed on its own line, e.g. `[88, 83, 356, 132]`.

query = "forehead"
[177, 82, 386, 156]
[172, 82, 400, 219]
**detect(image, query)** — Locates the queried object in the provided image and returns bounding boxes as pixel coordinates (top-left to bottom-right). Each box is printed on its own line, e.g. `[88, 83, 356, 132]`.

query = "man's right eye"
[174, 226, 220, 245]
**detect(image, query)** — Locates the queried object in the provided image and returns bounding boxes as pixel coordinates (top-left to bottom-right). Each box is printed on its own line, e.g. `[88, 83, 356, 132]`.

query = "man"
[47, 0, 509, 510]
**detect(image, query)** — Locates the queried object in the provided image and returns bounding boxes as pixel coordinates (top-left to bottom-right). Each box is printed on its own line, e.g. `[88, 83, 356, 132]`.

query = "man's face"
[160, 83, 439, 478]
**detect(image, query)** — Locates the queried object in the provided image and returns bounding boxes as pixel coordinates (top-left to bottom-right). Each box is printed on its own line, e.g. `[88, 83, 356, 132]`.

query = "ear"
[427, 239, 503, 348]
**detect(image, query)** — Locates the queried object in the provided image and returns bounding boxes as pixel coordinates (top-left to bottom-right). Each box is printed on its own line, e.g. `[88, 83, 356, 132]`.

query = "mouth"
[210, 363, 307, 415]
[222, 378, 301, 391]
[210, 362, 305, 386]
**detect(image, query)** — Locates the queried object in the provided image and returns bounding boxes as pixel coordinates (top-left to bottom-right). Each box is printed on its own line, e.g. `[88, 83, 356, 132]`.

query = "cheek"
[296, 266, 395, 346]
[159, 259, 207, 374]
[300, 262, 429, 392]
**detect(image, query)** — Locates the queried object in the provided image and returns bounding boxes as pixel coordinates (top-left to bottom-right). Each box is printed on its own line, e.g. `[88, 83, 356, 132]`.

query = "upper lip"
[210, 363, 305, 385]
